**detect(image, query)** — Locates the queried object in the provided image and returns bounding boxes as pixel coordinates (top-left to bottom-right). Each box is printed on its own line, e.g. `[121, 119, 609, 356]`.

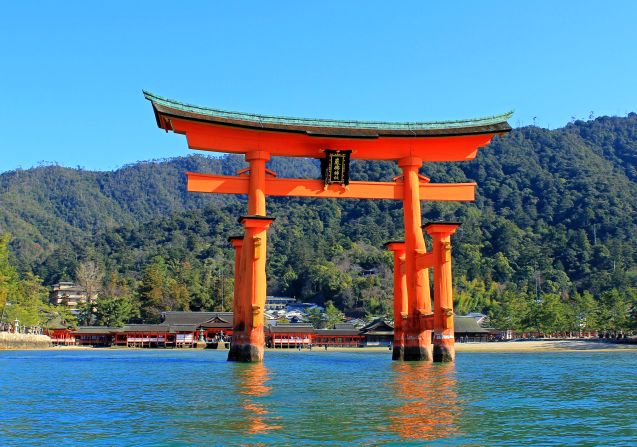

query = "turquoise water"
[1, 350, 636, 446]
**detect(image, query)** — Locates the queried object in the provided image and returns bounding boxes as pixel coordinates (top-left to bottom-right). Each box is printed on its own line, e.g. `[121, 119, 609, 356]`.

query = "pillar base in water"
[433, 343, 455, 362]
[392, 331, 433, 362]
[402, 345, 433, 361]
[227, 342, 263, 362]
[398, 330, 433, 361]
[392, 345, 404, 361]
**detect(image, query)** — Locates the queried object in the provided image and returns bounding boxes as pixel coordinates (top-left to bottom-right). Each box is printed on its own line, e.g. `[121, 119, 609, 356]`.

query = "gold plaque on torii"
[321, 150, 351, 188]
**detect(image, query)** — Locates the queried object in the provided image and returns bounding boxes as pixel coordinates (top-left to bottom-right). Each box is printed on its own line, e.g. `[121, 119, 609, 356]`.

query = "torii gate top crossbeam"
[144, 91, 512, 161]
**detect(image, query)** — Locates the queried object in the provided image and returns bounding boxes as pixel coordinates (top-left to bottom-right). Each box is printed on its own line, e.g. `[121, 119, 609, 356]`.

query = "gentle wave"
[1, 350, 635, 446]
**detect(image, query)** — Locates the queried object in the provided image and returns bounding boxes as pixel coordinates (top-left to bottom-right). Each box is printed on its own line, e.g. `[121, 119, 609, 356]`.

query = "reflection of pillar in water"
[389, 362, 460, 441]
[237, 363, 282, 435]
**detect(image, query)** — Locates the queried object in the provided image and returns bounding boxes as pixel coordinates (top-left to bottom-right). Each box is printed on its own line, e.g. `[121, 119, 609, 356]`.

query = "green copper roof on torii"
[143, 90, 513, 135]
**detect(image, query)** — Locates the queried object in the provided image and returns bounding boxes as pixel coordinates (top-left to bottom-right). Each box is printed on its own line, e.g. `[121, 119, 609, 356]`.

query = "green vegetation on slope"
[1, 114, 637, 332]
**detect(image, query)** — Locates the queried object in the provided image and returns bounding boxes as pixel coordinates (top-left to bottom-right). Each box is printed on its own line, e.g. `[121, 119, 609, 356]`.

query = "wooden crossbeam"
[187, 172, 476, 201]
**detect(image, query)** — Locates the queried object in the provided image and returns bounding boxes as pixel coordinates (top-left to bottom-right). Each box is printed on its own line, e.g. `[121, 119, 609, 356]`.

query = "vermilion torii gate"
[144, 91, 512, 362]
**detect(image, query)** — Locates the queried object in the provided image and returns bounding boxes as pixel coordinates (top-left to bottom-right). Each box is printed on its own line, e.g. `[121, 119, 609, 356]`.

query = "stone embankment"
[0, 332, 51, 350]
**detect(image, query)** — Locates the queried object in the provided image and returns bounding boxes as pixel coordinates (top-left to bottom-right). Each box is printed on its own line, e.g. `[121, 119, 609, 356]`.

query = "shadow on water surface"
[388, 362, 463, 443]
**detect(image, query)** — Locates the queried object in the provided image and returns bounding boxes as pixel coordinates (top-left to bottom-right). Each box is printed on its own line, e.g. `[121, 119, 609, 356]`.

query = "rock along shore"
[0, 332, 51, 350]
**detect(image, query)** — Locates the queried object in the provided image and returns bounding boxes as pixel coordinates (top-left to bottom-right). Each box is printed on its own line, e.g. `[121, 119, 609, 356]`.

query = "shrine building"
[45, 312, 495, 348]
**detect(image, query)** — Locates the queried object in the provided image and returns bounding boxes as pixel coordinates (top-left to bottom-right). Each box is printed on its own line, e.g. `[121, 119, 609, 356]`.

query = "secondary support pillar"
[424, 222, 460, 362]
[398, 157, 432, 361]
[228, 236, 245, 333]
[385, 241, 407, 360]
[228, 216, 275, 362]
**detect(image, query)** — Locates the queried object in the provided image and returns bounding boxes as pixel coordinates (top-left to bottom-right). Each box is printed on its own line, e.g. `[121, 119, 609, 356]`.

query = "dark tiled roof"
[274, 323, 314, 328]
[334, 323, 357, 330]
[361, 319, 394, 333]
[122, 324, 171, 333]
[162, 311, 233, 325]
[144, 91, 513, 137]
[46, 323, 70, 330]
[169, 324, 198, 333]
[200, 319, 233, 329]
[364, 331, 394, 336]
[269, 325, 315, 334]
[315, 329, 362, 336]
[43, 315, 75, 330]
[454, 316, 490, 334]
[75, 326, 123, 334]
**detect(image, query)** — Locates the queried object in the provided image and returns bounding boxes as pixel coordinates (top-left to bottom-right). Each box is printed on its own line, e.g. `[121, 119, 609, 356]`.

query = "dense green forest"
[1, 114, 637, 333]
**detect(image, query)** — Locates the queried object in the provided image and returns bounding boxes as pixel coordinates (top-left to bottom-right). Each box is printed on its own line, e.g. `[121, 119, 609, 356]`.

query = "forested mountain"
[1, 114, 637, 332]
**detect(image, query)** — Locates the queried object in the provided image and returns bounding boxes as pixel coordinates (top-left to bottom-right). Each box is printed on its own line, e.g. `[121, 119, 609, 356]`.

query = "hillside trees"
[0, 234, 19, 318]
[94, 296, 136, 327]
[0, 234, 51, 327]
[137, 255, 232, 322]
[324, 301, 345, 328]
[75, 260, 104, 325]
[1, 115, 637, 332]
[93, 272, 138, 327]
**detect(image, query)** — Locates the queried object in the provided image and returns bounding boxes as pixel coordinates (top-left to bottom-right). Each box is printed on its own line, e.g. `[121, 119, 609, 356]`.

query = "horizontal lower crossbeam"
[187, 173, 475, 201]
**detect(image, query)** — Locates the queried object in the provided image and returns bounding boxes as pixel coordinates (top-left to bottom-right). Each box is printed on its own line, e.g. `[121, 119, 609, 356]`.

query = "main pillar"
[246, 150, 269, 216]
[228, 216, 275, 362]
[385, 241, 407, 360]
[228, 150, 273, 362]
[424, 222, 460, 362]
[398, 157, 432, 361]
[228, 236, 245, 333]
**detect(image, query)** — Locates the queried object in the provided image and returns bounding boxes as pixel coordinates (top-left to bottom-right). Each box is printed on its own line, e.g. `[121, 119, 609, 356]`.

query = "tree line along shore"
[1, 115, 637, 337]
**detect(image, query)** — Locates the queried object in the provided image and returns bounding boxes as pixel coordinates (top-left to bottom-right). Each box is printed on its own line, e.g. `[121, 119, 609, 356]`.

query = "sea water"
[1, 349, 635, 446]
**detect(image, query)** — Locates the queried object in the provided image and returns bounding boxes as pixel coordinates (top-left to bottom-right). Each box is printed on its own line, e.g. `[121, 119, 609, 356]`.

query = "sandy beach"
[282, 340, 637, 353]
[5, 339, 636, 353]
[309, 340, 637, 353]
[455, 339, 637, 353]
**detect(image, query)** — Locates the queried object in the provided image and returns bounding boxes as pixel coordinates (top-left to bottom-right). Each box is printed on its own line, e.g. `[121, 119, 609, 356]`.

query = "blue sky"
[1, 1, 635, 172]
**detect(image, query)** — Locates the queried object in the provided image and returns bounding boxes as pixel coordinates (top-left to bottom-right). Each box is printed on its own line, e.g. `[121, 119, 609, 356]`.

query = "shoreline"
[455, 339, 637, 353]
[3, 339, 636, 353]
[0, 332, 51, 350]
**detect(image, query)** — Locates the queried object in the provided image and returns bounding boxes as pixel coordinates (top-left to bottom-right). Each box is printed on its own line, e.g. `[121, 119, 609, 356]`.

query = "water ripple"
[0, 350, 635, 446]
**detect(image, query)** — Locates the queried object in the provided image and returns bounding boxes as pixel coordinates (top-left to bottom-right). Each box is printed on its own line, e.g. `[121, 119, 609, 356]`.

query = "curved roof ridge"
[143, 90, 513, 131]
